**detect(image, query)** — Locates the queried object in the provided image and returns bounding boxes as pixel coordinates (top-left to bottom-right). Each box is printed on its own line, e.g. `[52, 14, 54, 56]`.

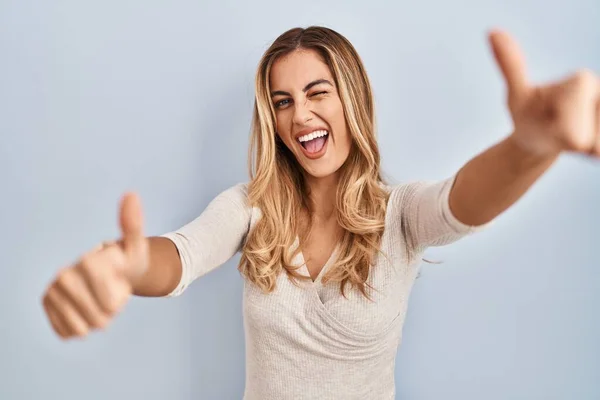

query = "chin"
[300, 160, 345, 180]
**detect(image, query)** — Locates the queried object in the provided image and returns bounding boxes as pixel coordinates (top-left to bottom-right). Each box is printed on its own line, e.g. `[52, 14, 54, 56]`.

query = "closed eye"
[274, 91, 328, 109]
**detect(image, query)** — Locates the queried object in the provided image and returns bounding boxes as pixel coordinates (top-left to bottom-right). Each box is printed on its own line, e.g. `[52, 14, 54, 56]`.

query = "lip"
[297, 133, 329, 160]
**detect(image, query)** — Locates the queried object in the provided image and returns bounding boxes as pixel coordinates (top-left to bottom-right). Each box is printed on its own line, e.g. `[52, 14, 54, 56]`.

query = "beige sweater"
[160, 175, 486, 399]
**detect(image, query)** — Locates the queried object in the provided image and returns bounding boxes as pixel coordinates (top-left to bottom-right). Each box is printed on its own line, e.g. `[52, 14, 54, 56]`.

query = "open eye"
[274, 98, 291, 109]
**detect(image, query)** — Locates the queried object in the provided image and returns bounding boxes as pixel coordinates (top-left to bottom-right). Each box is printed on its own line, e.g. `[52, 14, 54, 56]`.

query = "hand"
[489, 29, 600, 158]
[41, 192, 149, 340]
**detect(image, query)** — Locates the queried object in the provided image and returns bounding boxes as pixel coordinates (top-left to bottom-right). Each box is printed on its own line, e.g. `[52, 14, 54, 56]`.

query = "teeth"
[298, 130, 328, 142]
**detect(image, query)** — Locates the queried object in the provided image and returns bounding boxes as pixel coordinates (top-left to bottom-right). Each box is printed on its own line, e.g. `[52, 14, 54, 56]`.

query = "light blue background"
[1, 1, 598, 399]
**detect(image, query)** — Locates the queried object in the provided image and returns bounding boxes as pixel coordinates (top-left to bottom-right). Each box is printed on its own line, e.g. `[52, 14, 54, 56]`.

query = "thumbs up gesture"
[490, 30, 600, 158]
[42, 192, 149, 339]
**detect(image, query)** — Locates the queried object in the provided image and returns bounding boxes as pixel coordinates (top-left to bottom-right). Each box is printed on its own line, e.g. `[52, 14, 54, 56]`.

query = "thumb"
[118, 192, 149, 273]
[489, 29, 529, 103]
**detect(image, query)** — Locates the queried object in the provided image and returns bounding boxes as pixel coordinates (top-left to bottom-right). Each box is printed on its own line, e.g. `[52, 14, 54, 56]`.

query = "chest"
[300, 223, 342, 281]
[243, 241, 417, 340]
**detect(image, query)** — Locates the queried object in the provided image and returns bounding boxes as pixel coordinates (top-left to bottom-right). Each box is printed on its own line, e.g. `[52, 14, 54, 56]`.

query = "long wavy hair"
[237, 26, 390, 298]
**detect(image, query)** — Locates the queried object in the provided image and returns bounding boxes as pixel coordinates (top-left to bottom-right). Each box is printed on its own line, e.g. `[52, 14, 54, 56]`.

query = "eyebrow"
[270, 79, 333, 97]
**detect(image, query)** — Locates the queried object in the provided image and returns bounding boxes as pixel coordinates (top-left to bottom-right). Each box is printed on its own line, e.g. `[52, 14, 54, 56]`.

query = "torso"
[242, 185, 414, 400]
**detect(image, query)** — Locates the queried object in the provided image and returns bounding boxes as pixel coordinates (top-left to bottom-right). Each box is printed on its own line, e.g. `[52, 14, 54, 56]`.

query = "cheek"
[276, 113, 293, 137]
[274, 117, 288, 142]
[326, 103, 350, 143]
[276, 128, 294, 151]
[323, 98, 342, 123]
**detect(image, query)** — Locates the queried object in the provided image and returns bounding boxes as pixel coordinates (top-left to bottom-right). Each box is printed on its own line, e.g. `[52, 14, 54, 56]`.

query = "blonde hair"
[238, 26, 390, 298]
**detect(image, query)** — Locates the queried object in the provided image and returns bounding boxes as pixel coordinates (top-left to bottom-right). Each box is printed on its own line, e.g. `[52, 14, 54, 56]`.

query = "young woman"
[41, 26, 599, 399]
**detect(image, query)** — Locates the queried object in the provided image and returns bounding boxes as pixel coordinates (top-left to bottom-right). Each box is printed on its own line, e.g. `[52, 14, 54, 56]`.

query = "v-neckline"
[295, 236, 340, 284]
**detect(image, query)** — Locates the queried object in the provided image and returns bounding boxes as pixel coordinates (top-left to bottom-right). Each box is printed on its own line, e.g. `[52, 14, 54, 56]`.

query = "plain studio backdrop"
[1, 1, 598, 399]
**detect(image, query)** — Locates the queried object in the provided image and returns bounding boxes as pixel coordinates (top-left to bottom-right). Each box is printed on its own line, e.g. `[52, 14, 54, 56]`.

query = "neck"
[304, 172, 339, 221]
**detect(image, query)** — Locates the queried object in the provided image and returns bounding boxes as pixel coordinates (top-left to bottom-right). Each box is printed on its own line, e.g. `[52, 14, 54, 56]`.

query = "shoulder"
[383, 176, 454, 195]
[201, 182, 253, 222]
[381, 177, 443, 201]
[381, 175, 457, 215]
[214, 182, 250, 206]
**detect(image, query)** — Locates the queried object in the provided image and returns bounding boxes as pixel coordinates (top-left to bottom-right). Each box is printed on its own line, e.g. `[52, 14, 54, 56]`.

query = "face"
[269, 49, 352, 180]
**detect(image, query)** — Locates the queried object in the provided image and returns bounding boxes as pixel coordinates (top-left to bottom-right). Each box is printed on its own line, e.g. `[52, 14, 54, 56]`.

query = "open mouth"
[297, 130, 329, 158]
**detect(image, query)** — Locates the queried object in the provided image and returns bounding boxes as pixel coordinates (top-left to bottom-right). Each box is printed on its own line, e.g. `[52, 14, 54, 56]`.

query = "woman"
[41, 26, 599, 399]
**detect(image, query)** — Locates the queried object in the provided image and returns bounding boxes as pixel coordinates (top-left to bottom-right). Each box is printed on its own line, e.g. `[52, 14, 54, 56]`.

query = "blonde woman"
[41, 26, 599, 399]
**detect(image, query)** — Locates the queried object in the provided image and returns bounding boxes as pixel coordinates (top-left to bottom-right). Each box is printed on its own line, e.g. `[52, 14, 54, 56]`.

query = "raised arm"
[42, 183, 251, 340]
[158, 183, 252, 297]
[397, 30, 598, 255]
[450, 30, 599, 226]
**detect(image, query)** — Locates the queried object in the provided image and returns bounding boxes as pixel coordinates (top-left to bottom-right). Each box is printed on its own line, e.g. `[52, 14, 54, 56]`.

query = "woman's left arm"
[449, 30, 600, 227]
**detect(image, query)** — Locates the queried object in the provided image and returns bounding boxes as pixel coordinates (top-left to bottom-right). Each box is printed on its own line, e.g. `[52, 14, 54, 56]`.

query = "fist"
[41, 192, 149, 339]
[489, 30, 600, 157]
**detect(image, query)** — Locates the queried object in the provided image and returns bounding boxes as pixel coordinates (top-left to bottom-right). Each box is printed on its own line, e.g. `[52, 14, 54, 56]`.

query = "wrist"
[506, 132, 561, 164]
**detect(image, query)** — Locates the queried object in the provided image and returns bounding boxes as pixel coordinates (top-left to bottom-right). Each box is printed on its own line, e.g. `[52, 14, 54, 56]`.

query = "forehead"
[269, 49, 333, 90]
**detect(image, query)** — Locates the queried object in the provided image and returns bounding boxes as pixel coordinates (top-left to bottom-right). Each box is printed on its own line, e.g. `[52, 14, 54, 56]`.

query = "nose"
[292, 100, 313, 126]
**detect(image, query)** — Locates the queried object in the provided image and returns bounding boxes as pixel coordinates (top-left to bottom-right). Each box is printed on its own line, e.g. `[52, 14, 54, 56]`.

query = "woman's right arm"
[42, 183, 251, 339]
[129, 236, 182, 297]
[157, 183, 252, 297]
[136, 183, 252, 297]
